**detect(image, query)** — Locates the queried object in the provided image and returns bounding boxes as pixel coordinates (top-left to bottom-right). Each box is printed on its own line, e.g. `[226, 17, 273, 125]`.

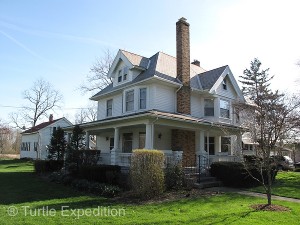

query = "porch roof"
[64, 110, 247, 132]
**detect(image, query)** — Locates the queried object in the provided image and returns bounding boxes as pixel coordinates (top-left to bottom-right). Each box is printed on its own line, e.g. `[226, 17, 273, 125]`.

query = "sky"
[0, 0, 299, 126]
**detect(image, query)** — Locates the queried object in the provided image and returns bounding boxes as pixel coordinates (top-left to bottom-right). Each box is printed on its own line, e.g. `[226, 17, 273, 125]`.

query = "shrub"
[165, 163, 185, 190]
[71, 179, 90, 191]
[78, 165, 121, 185]
[34, 160, 64, 173]
[210, 161, 277, 188]
[130, 149, 165, 198]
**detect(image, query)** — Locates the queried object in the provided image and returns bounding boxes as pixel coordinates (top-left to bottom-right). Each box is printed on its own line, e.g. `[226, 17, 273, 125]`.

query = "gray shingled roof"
[195, 65, 227, 90]
[91, 50, 227, 99]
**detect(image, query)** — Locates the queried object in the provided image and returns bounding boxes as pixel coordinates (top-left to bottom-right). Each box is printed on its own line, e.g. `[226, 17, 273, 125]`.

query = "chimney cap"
[177, 17, 189, 26]
[49, 114, 53, 122]
[191, 59, 200, 67]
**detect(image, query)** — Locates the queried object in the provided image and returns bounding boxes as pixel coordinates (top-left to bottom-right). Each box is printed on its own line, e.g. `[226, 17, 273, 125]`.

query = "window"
[221, 137, 231, 152]
[139, 88, 147, 109]
[123, 67, 128, 81]
[123, 133, 133, 153]
[205, 137, 215, 155]
[204, 99, 214, 116]
[125, 90, 134, 112]
[21, 142, 30, 151]
[34, 142, 38, 151]
[222, 78, 227, 90]
[109, 138, 114, 150]
[118, 70, 122, 82]
[220, 99, 230, 118]
[106, 99, 113, 117]
[139, 132, 145, 149]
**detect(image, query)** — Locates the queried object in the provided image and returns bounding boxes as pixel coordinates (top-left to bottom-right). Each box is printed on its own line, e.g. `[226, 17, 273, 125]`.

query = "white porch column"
[216, 136, 222, 154]
[145, 123, 154, 149]
[85, 131, 90, 150]
[200, 130, 205, 154]
[67, 133, 72, 144]
[111, 127, 120, 165]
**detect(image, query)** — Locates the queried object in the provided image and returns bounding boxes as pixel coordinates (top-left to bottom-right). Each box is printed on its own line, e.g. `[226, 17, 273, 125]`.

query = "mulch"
[250, 204, 290, 211]
[112, 189, 221, 205]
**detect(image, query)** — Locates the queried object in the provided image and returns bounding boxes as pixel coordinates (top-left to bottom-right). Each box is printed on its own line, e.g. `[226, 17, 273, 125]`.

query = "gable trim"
[209, 66, 244, 100]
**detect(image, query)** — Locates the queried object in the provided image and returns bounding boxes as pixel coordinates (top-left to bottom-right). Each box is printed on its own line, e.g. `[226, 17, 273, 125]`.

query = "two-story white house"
[69, 18, 250, 168]
[20, 115, 72, 160]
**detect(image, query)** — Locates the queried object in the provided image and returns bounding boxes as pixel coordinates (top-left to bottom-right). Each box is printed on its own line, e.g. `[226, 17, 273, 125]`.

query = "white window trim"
[138, 87, 147, 110]
[219, 99, 230, 119]
[124, 89, 135, 112]
[106, 99, 113, 117]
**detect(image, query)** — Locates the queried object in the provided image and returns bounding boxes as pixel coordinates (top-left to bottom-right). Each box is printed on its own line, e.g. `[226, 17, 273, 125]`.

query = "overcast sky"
[1, 0, 299, 126]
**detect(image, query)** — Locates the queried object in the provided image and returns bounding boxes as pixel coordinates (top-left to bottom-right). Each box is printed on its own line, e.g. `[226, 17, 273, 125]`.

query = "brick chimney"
[173, 18, 196, 167]
[49, 114, 53, 122]
[176, 17, 191, 114]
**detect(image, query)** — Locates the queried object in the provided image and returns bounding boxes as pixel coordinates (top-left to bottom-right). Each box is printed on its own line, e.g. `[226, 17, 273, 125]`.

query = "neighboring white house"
[65, 18, 251, 168]
[20, 115, 72, 160]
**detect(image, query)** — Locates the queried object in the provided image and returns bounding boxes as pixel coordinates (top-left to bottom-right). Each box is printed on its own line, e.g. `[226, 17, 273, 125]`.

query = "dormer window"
[118, 70, 122, 82]
[123, 67, 128, 81]
[222, 78, 227, 90]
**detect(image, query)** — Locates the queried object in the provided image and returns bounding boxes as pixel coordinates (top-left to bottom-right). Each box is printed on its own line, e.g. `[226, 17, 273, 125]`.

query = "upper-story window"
[125, 90, 134, 112]
[204, 99, 214, 116]
[222, 78, 227, 90]
[139, 88, 147, 109]
[106, 99, 113, 117]
[118, 70, 122, 82]
[220, 99, 230, 118]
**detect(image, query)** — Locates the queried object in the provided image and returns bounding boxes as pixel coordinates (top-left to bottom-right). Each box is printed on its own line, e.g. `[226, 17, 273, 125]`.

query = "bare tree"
[10, 78, 63, 129]
[74, 102, 97, 124]
[239, 58, 300, 205]
[80, 49, 114, 94]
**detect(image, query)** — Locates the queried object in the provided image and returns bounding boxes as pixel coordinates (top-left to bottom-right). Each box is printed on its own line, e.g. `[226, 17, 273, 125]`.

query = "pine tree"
[47, 127, 66, 160]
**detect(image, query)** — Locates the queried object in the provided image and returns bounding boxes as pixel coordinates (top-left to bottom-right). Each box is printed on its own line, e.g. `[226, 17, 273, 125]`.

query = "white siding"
[113, 93, 123, 116]
[97, 99, 106, 120]
[191, 93, 202, 118]
[154, 126, 172, 150]
[215, 78, 237, 99]
[154, 84, 175, 112]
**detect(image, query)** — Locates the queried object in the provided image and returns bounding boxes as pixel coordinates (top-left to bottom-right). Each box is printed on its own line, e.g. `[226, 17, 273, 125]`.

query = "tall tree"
[47, 127, 66, 160]
[10, 78, 63, 129]
[239, 58, 300, 205]
[74, 102, 97, 124]
[80, 49, 114, 93]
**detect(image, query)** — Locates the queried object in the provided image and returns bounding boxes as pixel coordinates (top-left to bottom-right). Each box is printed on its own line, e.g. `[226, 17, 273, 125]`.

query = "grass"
[0, 159, 300, 225]
[249, 171, 300, 199]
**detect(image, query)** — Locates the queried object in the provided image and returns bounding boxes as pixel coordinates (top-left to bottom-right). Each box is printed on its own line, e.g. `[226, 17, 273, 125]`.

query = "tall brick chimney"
[176, 17, 191, 114]
[173, 18, 196, 167]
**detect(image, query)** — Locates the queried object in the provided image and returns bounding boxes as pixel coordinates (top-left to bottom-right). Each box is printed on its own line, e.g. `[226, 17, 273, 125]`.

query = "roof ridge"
[120, 49, 148, 59]
[199, 65, 228, 75]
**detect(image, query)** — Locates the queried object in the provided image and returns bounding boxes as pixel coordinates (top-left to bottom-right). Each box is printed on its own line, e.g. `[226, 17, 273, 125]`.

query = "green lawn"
[1, 159, 300, 225]
[249, 171, 300, 199]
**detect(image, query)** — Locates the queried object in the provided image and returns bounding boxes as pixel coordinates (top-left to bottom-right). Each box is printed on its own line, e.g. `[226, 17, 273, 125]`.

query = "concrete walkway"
[206, 186, 300, 203]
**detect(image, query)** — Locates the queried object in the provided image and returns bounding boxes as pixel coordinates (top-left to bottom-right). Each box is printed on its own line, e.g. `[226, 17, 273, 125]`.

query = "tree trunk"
[266, 167, 272, 205]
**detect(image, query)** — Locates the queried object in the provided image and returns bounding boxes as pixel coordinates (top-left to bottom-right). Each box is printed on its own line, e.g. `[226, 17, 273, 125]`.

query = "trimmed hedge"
[130, 149, 165, 198]
[78, 165, 121, 185]
[210, 161, 277, 187]
[34, 160, 64, 173]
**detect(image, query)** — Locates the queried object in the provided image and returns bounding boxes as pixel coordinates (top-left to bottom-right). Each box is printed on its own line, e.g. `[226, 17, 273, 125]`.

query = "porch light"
[158, 133, 162, 139]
